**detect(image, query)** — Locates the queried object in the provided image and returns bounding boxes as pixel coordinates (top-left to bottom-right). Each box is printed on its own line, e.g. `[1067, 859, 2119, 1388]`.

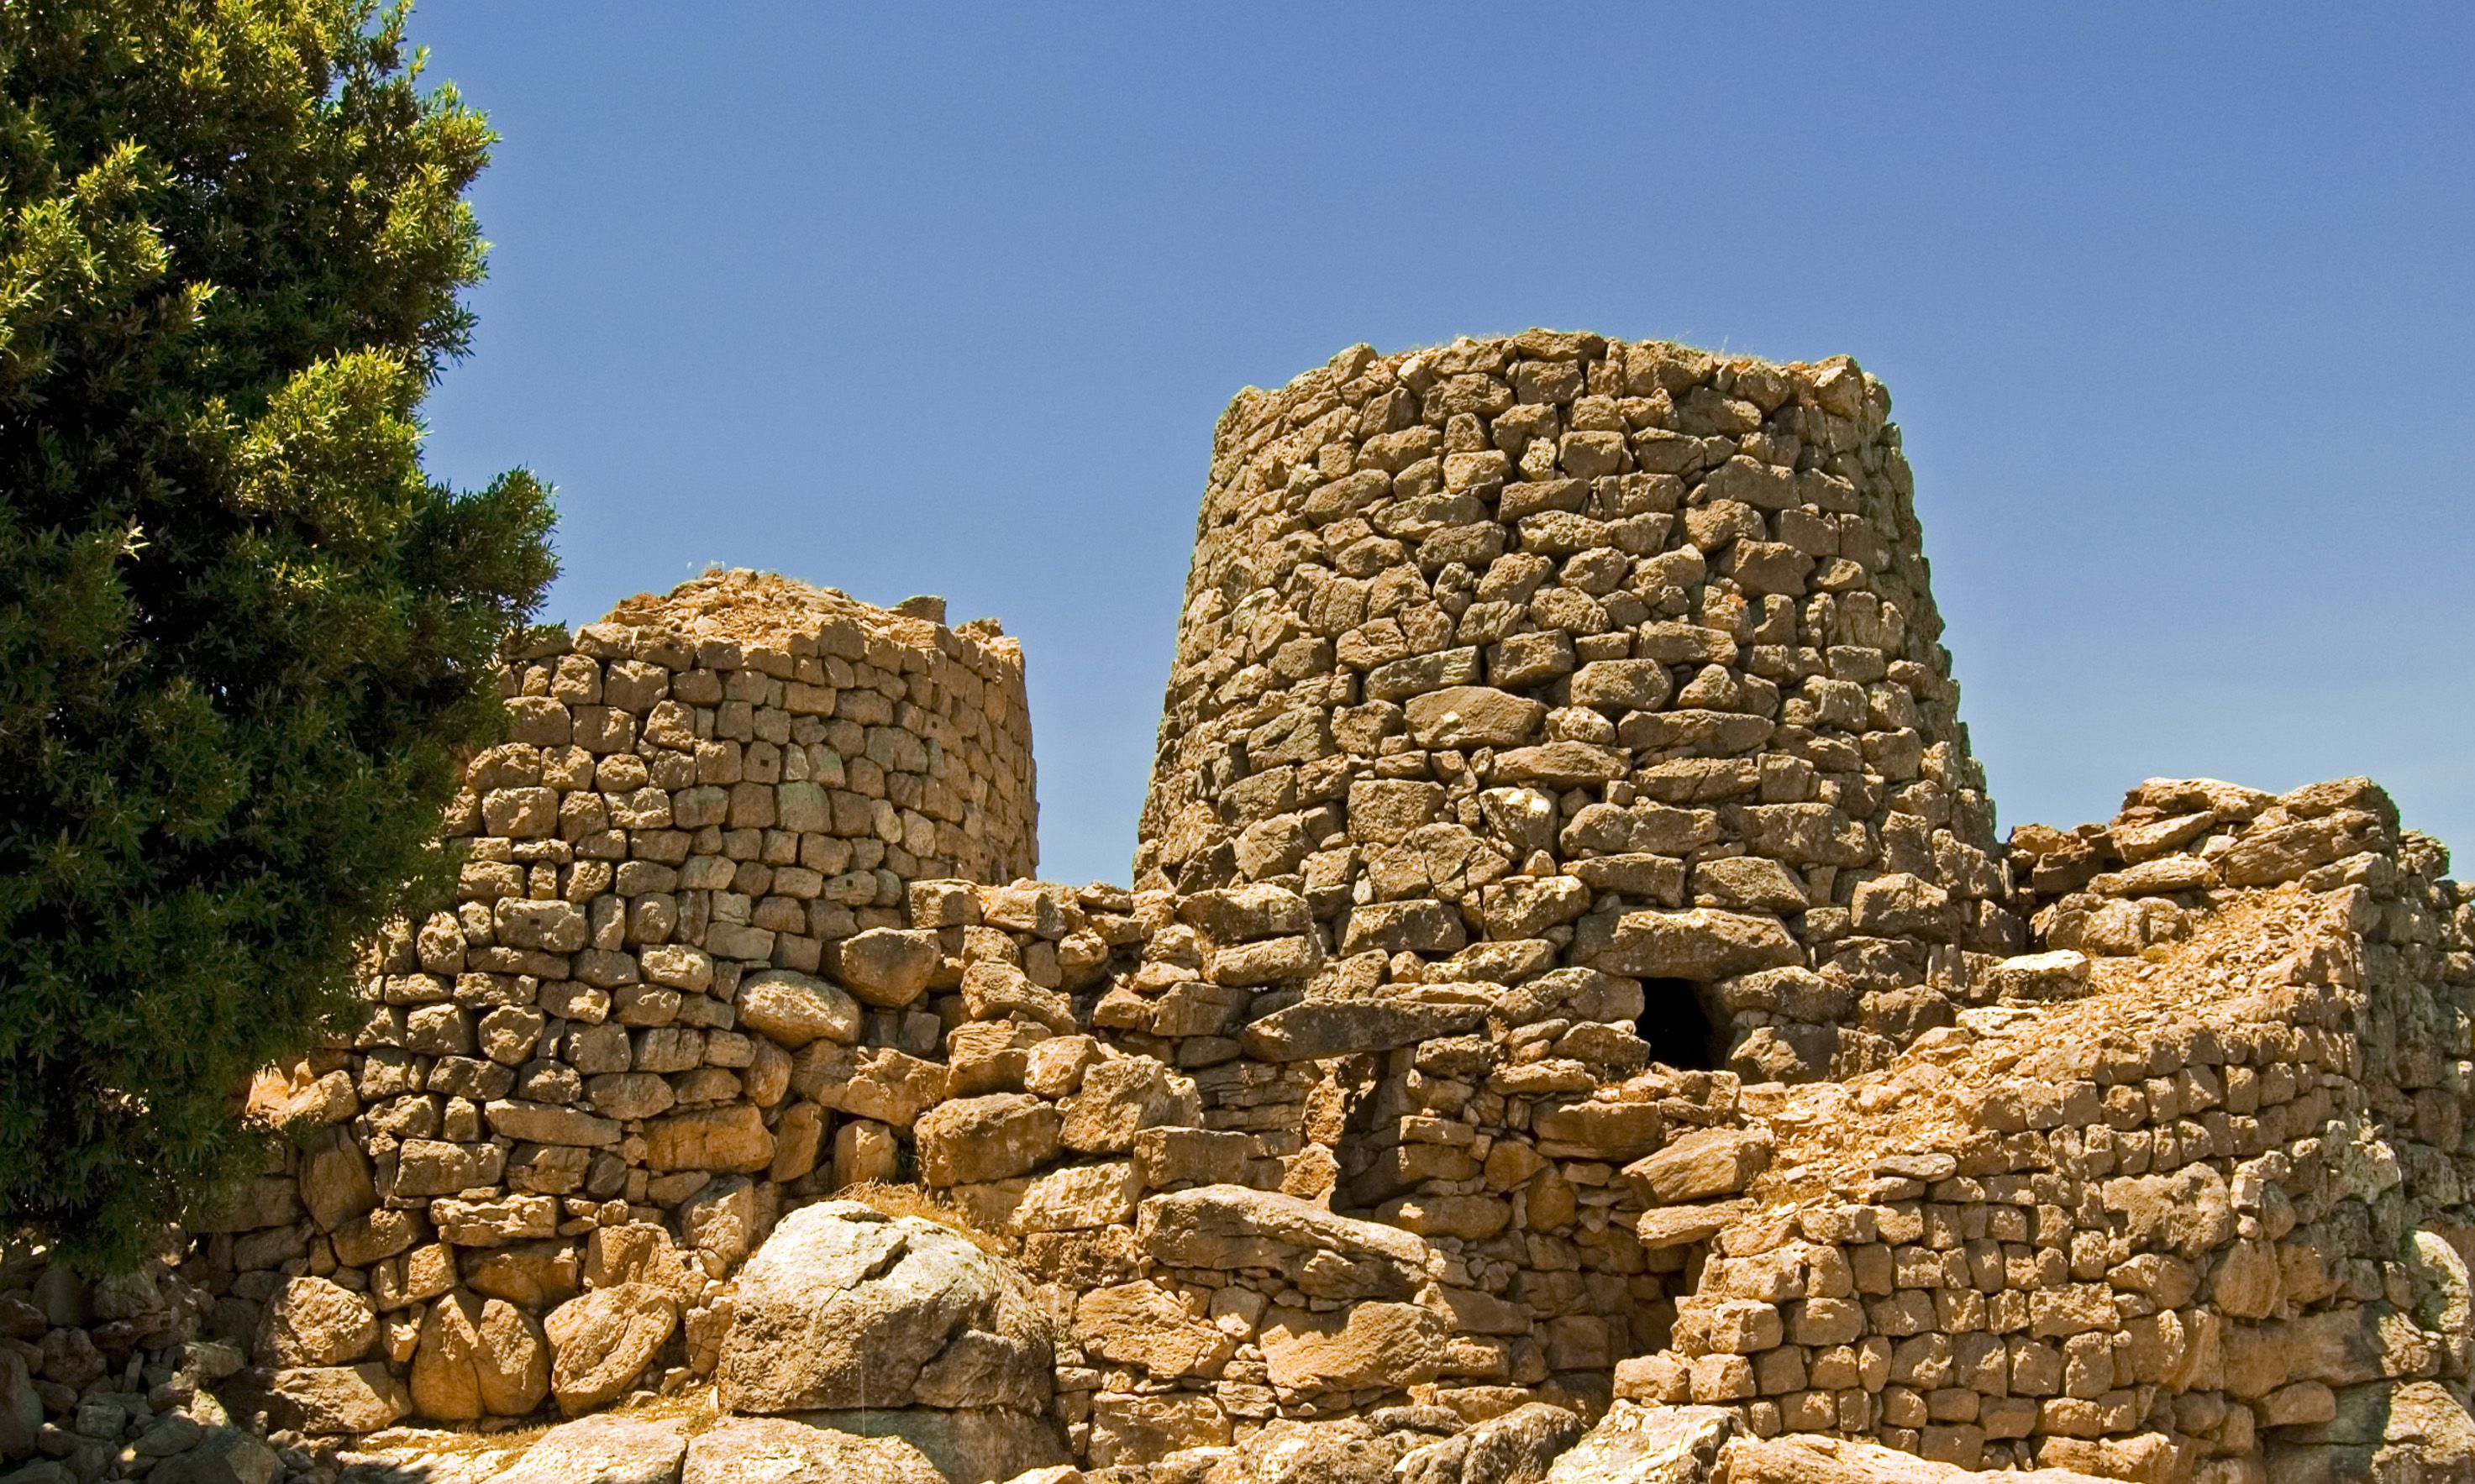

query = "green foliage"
[0, 1, 555, 1270]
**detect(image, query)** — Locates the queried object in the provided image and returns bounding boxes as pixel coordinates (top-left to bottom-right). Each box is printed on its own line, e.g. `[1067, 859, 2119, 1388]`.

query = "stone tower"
[1137, 332, 2020, 1078]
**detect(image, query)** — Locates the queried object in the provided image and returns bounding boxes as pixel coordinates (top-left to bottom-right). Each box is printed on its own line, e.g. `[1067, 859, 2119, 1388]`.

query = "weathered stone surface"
[831, 927, 943, 1007]
[488, 1414, 689, 1484]
[787, 1408, 1070, 1484]
[544, 1282, 679, 1414]
[1059, 1057, 1200, 1153]
[255, 1277, 376, 1367]
[1089, 1392, 1233, 1468]
[1982, 949, 2091, 1000]
[1014, 1161, 1140, 1233]
[2218, 807, 2388, 886]
[1138, 1185, 1430, 1300]
[916, 1094, 1063, 1186]
[1260, 1301, 1444, 1392]
[1397, 1403, 1581, 1484]
[1542, 1403, 1737, 1484]
[1623, 1128, 1773, 1203]
[265, 1363, 410, 1434]
[679, 1416, 944, 1484]
[718, 1202, 1053, 1416]
[1074, 1282, 1235, 1379]
[408, 1292, 548, 1420]
[484, 1098, 621, 1147]
[1177, 884, 1315, 942]
[1576, 909, 1803, 980]
[1632, 1200, 1754, 1250]
[1403, 687, 1547, 749]
[644, 1104, 775, 1172]
[791, 1043, 951, 1126]
[736, 969, 863, 1048]
[1240, 995, 1486, 1062]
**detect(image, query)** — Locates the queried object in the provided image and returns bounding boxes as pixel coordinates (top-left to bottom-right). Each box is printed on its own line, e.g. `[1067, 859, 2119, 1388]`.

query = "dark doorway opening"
[1635, 978, 1723, 1071]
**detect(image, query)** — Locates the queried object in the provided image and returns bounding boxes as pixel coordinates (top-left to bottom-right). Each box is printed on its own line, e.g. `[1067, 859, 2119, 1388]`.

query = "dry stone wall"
[1613, 779, 2475, 1481]
[9, 337, 2475, 1484]
[1138, 334, 2019, 1086]
[166, 572, 1040, 1442]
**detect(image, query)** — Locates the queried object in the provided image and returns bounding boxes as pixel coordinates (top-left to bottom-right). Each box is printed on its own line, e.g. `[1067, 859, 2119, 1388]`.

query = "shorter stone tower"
[476, 569, 1038, 967]
[1137, 333, 2019, 1078]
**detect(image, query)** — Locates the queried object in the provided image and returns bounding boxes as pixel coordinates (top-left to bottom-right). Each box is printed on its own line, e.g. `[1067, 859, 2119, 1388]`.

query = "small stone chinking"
[3, 338, 2471, 1484]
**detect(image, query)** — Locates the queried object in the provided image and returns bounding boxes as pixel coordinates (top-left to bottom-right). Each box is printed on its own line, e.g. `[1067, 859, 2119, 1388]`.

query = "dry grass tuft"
[829, 1180, 1012, 1255]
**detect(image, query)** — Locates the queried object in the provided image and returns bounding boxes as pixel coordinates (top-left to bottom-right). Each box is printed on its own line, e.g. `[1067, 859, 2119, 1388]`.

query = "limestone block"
[483, 1099, 620, 1147]
[544, 1282, 679, 1414]
[1073, 1282, 1234, 1379]
[1623, 1128, 1774, 1203]
[735, 969, 862, 1048]
[1260, 1302, 1444, 1392]
[1404, 686, 1548, 749]
[830, 927, 944, 1006]
[1014, 1162, 1140, 1233]
[409, 1292, 548, 1421]
[1087, 1392, 1232, 1468]
[644, 1104, 775, 1172]
[1240, 994, 1487, 1062]
[1138, 1186, 1429, 1300]
[915, 1094, 1063, 1186]
[792, 1042, 950, 1126]
[716, 1202, 1053, 1416]
[1059, 1057, 1199, 1153]
[265, 1362, 411, 1434]
[255, 1277, 376, 1368]
[1577, 908, 1803, 980]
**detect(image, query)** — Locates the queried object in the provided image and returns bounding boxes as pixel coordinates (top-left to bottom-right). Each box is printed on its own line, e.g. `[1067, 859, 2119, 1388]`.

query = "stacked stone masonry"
[5, 338, 2472, 1484]
[1139, 333, 2020, 1088]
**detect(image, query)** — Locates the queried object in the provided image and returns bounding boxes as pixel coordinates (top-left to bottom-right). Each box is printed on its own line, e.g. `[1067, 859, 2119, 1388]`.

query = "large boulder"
[488, 1414, 690, 1484]
[1542, 1403, 1736, 1484]
[1399, 1403, 1583, 1484]
[786, 1410, 1070, 1484]
[680, 1416, 943, 1484]
[717, 1201, 1054, 1417]
[1201, 1418, 1413, 1484]
[2267, 1379, 2475, 1483]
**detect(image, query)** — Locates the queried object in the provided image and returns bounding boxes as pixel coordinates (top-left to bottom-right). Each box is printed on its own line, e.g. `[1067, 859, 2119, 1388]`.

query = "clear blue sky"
[411, 3, 2475, 887]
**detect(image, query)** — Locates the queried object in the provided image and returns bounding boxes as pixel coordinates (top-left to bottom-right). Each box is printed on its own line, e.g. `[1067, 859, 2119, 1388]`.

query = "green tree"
[0, 0, 554, 1270]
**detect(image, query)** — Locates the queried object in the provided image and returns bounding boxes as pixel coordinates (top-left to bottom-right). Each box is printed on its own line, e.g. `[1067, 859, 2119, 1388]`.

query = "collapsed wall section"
[1138, 333, 2019, 1083]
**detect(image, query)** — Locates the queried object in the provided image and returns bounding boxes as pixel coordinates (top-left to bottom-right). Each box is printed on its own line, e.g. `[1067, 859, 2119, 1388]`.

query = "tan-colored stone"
[1260, 1301, 1444, 1392]
[409, 1292, 548, 1420]
[1074, 1282, 1234, 1379]
[544, 1282, 679, 1414]
[255, 1277, 376, 1368]
[644, 1104, 775, 1172]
